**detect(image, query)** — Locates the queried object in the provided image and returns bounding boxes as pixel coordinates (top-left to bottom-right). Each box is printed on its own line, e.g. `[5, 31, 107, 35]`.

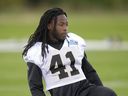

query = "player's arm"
[82, 53, 103, 86]
[27, 62, 46, 96]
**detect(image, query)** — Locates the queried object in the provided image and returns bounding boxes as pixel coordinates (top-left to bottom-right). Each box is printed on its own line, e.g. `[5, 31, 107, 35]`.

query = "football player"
[22, 8, 117, 96]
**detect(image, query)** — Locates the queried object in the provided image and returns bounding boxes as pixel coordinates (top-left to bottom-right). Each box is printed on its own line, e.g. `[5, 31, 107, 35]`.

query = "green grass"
[0, 12, 128, 40]
[0, 51, 128, 96]
[69, 13, 128, 40]
[86, 51, 128, 96]
[0, 24, 33, 39]
[0, 11, 128, 96]
[0, 52, 30, 96]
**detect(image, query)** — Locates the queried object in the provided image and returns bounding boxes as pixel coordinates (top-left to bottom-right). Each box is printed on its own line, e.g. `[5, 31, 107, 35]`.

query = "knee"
[104, 87, 117, 96]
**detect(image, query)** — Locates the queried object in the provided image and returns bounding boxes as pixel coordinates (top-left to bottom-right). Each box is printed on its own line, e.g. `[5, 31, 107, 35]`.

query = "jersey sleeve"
[23, 43, 42, 66]
[27, 62, 46, 96]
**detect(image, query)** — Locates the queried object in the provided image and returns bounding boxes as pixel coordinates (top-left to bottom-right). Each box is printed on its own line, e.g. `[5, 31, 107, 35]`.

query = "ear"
[48, 23, 52, 31]
[48, 20, 55, 31]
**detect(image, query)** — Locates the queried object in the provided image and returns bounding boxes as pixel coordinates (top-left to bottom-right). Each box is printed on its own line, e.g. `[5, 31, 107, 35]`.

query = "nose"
[63, 25, 68, 32]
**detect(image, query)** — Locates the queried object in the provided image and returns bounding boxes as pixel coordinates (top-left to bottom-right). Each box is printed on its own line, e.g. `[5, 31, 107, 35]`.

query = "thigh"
[87, 86, 117, 96]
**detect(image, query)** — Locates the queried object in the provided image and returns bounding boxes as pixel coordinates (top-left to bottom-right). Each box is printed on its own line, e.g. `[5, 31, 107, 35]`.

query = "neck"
[48, 31, 61, 43]
[50, 35, 58, 42]
[47, 36, 64, 44]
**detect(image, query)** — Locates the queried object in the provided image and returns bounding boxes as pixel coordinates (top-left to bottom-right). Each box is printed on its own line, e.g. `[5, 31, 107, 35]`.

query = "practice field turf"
[0, 11, 128, 96]
[0, 51, 128, 96]
[0, 12, 128, 40]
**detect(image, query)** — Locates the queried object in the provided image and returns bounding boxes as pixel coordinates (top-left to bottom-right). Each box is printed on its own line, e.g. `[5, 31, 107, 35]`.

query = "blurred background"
[0, 0, 128, 96]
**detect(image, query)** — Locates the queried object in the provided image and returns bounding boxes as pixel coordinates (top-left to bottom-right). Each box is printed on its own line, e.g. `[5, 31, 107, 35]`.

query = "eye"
[59, 23, 64, 26]
[58, 22, 68, 27]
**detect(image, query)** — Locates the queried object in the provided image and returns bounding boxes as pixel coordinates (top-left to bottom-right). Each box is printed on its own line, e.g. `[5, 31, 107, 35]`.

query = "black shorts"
[79, 85, 117, 96]
[71, 80, 116, 96]
[49, 80, 117, 96]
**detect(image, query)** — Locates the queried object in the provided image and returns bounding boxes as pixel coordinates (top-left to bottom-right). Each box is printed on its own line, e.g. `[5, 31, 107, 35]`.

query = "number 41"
[50, 51, 79, 79]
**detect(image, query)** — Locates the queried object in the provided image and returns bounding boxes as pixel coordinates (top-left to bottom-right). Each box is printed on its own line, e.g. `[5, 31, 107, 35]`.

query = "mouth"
[62, 33, 67, 38]
[62, 32, 67, 36]
[60, 32, 67, 40]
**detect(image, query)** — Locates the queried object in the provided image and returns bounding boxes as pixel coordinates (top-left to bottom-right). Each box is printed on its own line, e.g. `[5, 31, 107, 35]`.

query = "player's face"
[48, 14, 68, 41]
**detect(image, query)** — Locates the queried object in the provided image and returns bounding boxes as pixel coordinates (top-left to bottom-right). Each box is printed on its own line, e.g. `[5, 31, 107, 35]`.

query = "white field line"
[86, 40, 128, 51]
[0, 39, 128, 52]
[0, 39, 27, 52]
[104, 80, 128, 88]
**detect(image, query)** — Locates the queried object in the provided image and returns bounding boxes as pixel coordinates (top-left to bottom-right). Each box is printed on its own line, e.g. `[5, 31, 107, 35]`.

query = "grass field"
[0, 51, 128, 96]
[0, 11, 128, 96]
[87, 51, 128, 96]
[0, 12, 128, 40]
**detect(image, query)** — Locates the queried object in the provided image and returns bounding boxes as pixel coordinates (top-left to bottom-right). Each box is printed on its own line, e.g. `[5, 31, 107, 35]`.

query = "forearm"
[27, 62, 46, 96]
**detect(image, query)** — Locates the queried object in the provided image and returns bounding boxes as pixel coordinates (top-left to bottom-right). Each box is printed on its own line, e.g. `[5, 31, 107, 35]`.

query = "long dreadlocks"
[22, 8, 67, 58]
